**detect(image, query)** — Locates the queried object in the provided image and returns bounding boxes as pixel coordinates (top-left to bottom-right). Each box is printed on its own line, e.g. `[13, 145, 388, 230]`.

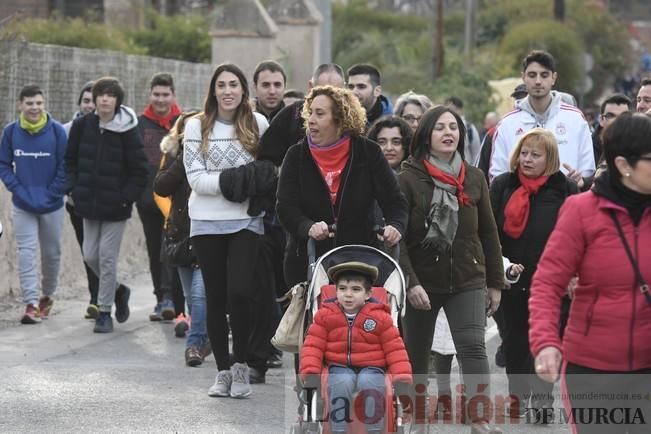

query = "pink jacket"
[529, 191, 651, 371]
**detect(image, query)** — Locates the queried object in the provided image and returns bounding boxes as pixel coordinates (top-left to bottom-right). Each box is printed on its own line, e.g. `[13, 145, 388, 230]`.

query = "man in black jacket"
[347, 63, 393, 128]
[65, 77, 148, 333]
[137, 72, 183, 322]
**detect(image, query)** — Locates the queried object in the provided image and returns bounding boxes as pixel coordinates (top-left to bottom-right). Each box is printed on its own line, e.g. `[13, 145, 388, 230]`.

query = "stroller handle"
[373, 225, 400, 262]
[307, 224, 336, 281]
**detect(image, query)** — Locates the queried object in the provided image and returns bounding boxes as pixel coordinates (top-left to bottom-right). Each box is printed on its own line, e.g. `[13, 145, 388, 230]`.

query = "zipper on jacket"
[333, 144, 354, 247]
[339, 304, 361, 368]
[583, 290, 599, 336]
[91, 132, 104, 215]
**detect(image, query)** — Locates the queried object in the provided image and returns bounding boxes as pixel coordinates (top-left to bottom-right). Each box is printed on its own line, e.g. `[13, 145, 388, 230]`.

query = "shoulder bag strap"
[609, 210, 651, 306]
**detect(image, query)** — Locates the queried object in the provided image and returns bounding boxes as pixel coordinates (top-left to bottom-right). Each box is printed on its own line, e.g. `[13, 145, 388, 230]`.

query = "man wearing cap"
[489, 50, 595, 187]
[300, 261, 412, 434]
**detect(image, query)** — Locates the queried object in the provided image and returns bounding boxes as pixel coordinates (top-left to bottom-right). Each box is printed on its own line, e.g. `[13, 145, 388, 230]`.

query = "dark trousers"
[136, 202, 164, 301]
[192, 230, 261, 371]
[501, 289, 553, 406]
[160, 257, 185, 315]
[247, 223, 286, 372]
[66, 203, 99, 304]
[403, 288, 490, 422]
[565, 362, 651, 434]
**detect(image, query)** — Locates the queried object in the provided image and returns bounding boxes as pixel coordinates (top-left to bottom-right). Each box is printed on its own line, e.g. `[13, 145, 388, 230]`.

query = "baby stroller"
[290, 239, 408, 434]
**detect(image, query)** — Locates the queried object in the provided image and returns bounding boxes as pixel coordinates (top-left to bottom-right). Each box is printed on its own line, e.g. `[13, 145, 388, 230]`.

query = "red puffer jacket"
[300, 299, 412, 384]
[529, 191, 651, 371]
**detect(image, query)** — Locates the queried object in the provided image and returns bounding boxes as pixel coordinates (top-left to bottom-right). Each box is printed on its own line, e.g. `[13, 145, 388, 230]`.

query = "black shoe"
[114, 284, 131, 323]
[266, 352, 283, 369]
[94, 313, 114, 333]
[494, 344, 506, 368]
[249, 366, 266, 384]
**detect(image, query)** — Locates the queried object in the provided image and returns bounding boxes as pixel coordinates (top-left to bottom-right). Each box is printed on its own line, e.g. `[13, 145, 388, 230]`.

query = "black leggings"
[192, 230, 261, 371]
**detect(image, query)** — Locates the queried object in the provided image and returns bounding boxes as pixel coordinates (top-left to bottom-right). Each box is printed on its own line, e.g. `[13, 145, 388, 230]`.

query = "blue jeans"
[327, 365, 386, 433]
[176, 267, 208, 348]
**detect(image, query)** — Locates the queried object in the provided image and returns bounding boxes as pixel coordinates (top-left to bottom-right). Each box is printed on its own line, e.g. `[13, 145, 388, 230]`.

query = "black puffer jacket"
[65, 110, 148, 221]
[257, 100, 305, 166]
[489, 170, 578, 290]
[276, 135, 408, 286]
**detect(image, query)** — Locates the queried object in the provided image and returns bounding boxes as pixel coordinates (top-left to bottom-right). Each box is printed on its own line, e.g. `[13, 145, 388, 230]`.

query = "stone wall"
[0, 40, 213, 300]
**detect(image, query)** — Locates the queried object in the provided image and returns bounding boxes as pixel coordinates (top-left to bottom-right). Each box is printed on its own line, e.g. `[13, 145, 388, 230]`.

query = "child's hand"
[508, 263, 524, 277]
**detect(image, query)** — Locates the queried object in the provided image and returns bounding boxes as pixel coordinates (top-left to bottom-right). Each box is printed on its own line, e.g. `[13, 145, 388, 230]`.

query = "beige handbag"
[271, 282, 308, 353]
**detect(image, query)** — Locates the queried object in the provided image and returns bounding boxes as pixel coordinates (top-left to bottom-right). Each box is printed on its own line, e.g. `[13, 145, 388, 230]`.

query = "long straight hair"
[200, 63, 259, 157]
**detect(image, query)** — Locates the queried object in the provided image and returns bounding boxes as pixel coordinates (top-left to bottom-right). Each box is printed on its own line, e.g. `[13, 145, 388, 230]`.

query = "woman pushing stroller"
[276, 85, 408, 288]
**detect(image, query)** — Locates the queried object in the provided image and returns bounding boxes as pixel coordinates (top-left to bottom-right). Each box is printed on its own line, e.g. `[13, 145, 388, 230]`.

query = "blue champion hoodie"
[0, 114, 67, 214]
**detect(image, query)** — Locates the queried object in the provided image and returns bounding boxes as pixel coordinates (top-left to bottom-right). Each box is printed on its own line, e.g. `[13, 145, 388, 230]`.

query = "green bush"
[497, 19, 583, 94]
[1, 17, 145, 54]
[129, 12, 211, 63]
[478, 0, 632, 104]
[333, 1, 495, 125]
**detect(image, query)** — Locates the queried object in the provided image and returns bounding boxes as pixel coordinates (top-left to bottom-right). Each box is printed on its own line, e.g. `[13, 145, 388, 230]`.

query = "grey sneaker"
[230, 362, 252, 399]
[208, 370, 232, 397]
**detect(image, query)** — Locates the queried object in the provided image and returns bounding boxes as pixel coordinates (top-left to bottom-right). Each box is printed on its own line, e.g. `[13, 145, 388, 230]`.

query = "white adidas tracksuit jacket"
[489, 91, 595, 183]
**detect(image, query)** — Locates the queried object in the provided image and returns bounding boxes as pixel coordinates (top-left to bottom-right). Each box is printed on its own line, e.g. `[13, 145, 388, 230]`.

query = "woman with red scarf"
[276, 86, 407, 287]
[489, 128, 578, 421]
[398, 106, 504, 434]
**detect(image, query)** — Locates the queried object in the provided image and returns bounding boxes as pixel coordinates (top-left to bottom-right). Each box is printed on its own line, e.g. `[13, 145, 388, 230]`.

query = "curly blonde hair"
[302, 86, 366, 137]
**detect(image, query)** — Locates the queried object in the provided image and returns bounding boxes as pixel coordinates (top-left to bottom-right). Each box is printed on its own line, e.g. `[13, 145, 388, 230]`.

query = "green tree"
[129, 11, 211, 63]
[497, 19, 584, 93]
[332, 0, 495, 124]
[478, 0, 632, 104]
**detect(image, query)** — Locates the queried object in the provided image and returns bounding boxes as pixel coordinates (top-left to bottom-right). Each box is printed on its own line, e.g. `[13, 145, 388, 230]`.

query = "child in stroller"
[299, 257, 412, 434]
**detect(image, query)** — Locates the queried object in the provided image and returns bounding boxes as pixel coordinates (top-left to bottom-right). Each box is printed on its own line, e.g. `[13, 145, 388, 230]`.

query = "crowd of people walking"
[0, 49, 650, 433]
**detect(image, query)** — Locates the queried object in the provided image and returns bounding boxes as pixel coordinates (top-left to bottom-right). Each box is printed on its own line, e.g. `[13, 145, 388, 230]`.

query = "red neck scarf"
[422, 159, 471, 207]
[143, 103, 182, 130]
[309, 136, 351, 204]
[503, 170, 550, 238]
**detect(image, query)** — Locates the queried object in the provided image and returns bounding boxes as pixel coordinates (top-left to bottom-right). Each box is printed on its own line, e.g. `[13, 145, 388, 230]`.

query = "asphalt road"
[0, 273, 570, 433]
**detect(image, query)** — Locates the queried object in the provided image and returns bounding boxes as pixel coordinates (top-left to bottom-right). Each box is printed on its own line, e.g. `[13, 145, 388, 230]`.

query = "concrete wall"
[0, 40, 213, 300]
[0, 40, 213, 131]
[211, 36, 278, 84]
[275, 23, 321, 87]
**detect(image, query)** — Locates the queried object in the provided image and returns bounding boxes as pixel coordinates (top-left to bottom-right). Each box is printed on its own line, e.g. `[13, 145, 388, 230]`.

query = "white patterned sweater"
[183, 113, 269, 221]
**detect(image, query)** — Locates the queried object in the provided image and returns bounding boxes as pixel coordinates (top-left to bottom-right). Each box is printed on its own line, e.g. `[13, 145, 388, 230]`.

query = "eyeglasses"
[635, 155, 651, 162]
[601, 112, 618, 121]
[402, 114, 421, 123]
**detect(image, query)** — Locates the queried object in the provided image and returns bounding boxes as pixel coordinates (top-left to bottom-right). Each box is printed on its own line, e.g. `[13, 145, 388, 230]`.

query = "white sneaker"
[208, 370, 232, 397]
[230, 362, 252, 398]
